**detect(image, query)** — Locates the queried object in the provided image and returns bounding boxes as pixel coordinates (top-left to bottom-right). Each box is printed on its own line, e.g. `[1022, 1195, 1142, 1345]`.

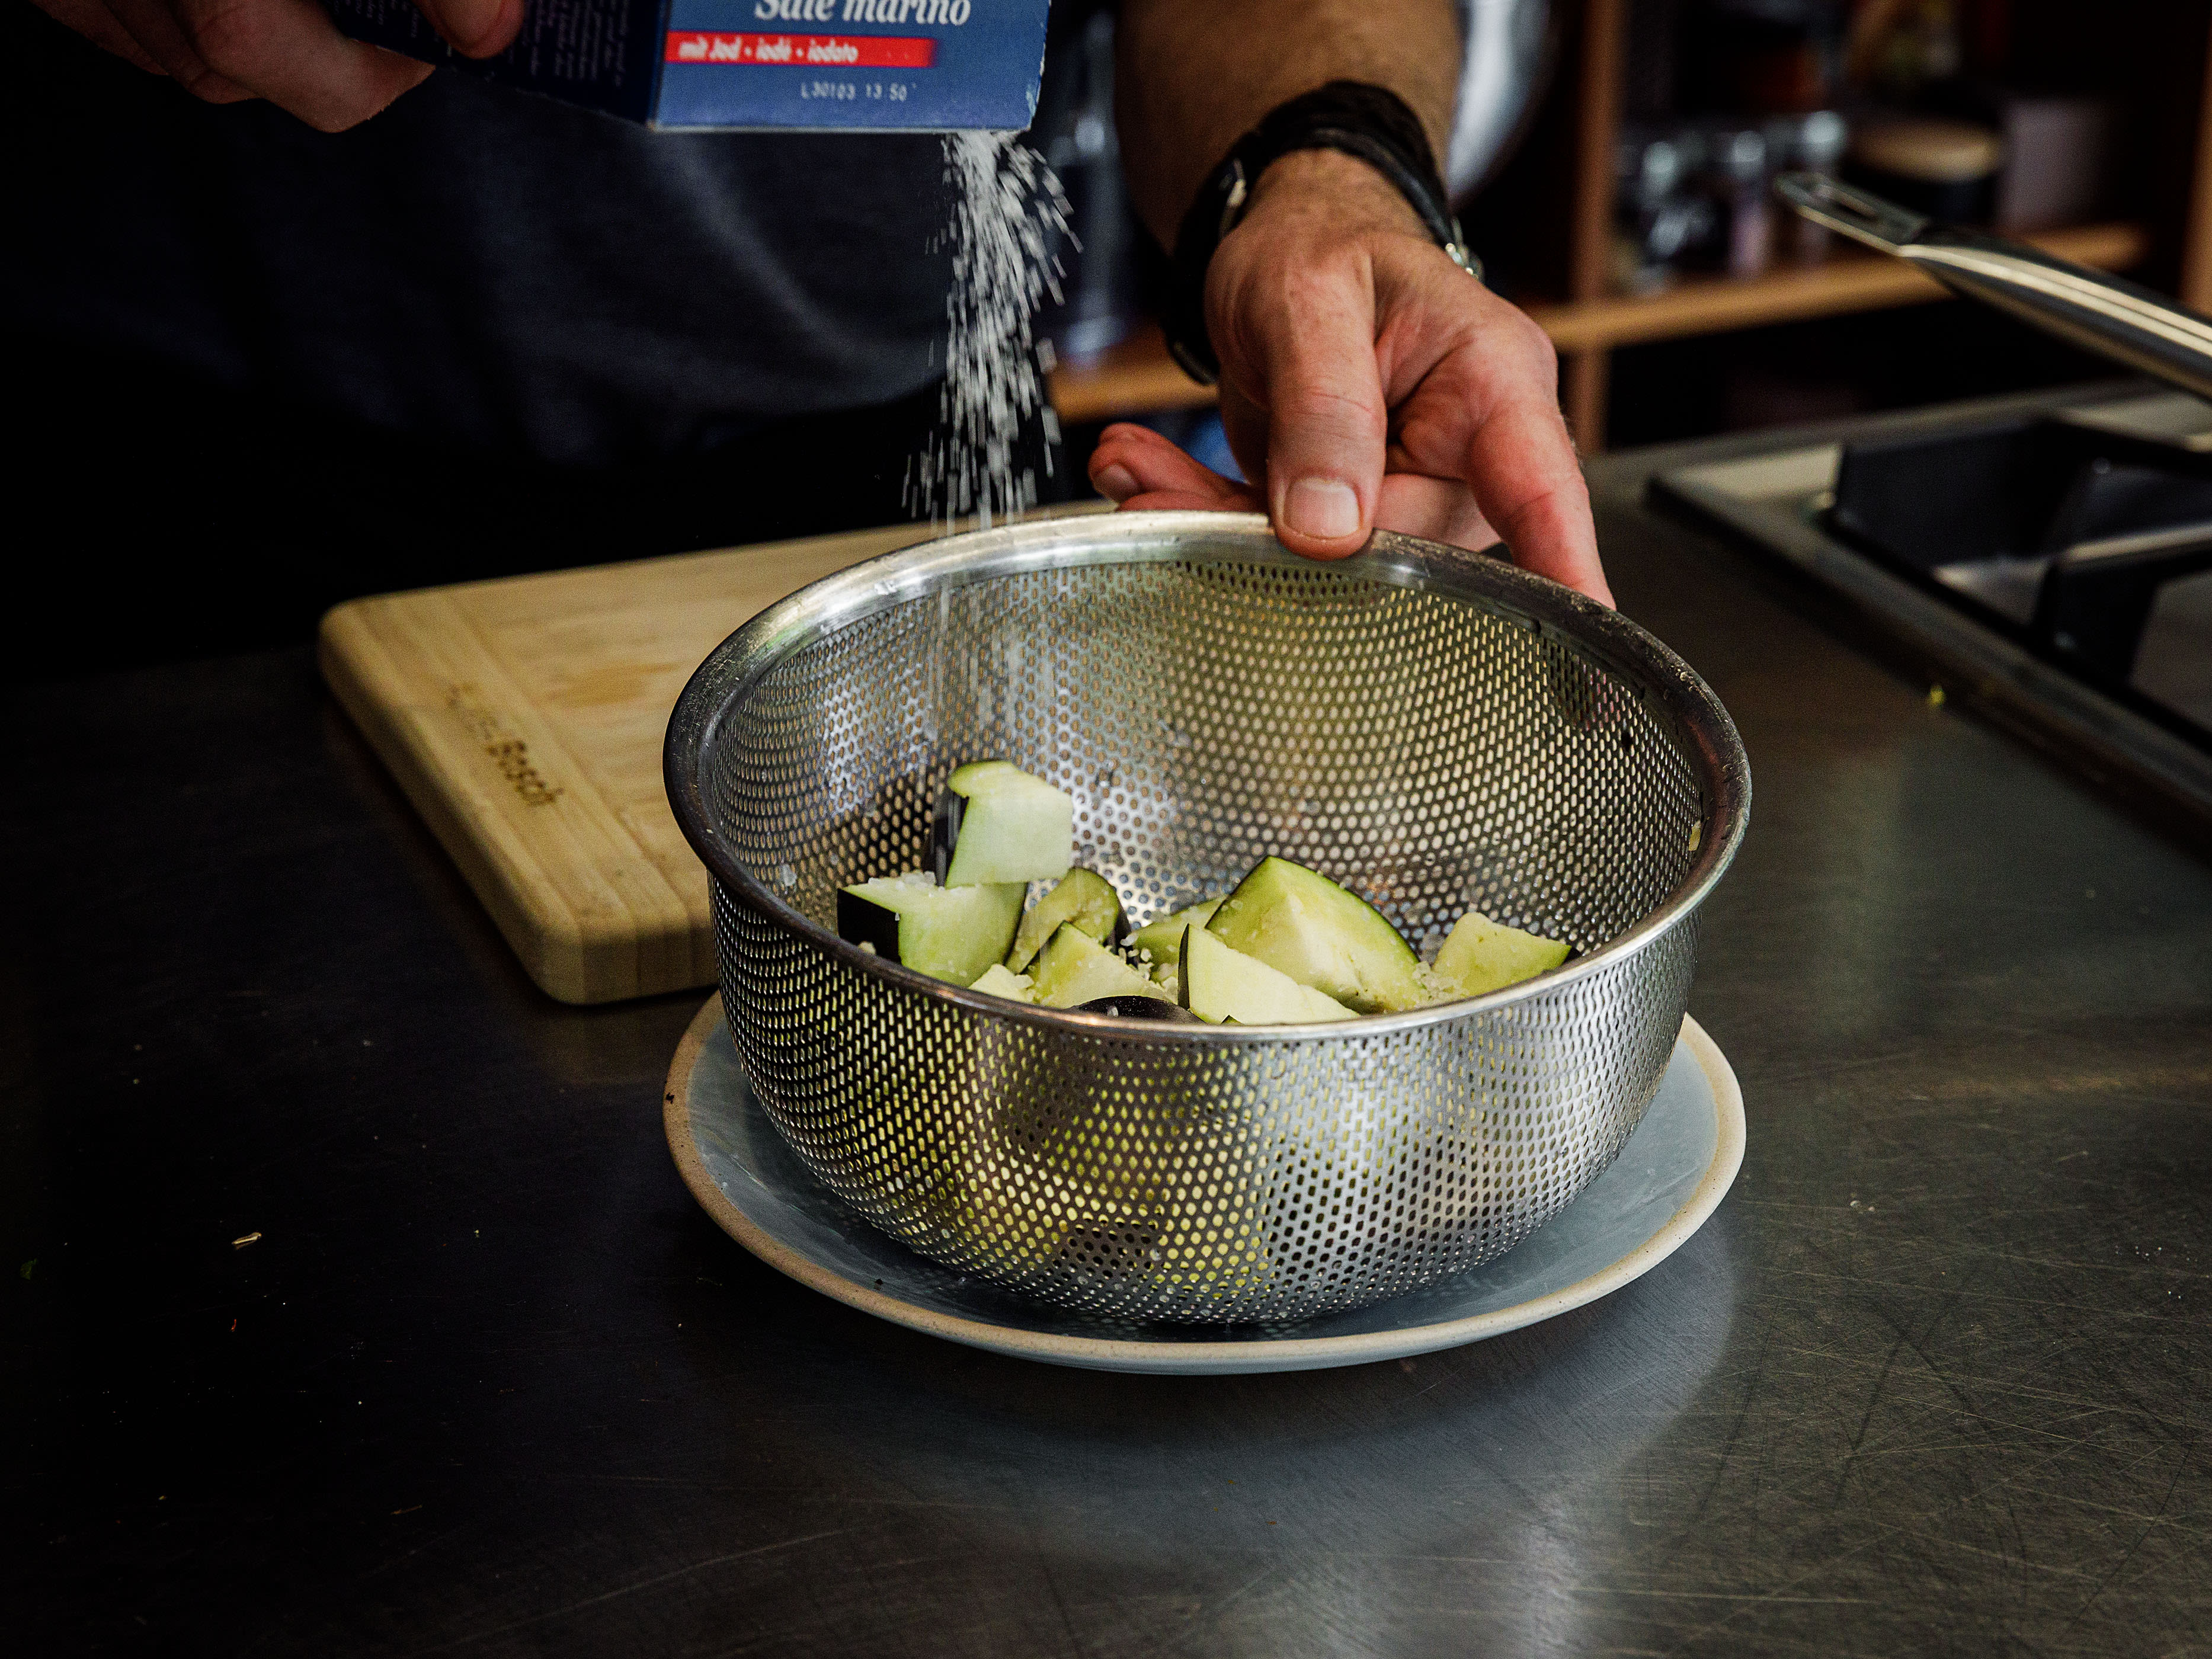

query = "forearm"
[1113, 0, 1461, 246]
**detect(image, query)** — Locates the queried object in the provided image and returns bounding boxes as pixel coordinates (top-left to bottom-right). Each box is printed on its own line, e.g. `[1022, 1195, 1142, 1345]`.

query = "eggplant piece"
[1028, 923, 1169, 1010]
[929, 760, 1074, 888]
[1127, 897, 1222, 978]
[1177, 923, 1353, 1026]
[1205, 856, 1422, 1013]
[1005, 867, 1126, 973]
[1431, 910, 1571, 997]
[836, 875, 1025, 987]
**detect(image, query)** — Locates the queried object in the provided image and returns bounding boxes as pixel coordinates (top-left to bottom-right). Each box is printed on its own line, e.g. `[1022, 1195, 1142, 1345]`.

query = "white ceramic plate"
[664, 997, 1744, 1375]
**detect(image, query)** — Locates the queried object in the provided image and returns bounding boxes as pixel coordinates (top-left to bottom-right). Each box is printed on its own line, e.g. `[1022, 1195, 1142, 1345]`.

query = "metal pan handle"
[1775, 172, 2212, 404]
[1773, 173, 1929, 252]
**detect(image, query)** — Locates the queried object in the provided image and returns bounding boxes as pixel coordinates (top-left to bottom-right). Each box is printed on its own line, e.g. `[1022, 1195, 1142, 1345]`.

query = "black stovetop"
[1654, 384, 2212, 827]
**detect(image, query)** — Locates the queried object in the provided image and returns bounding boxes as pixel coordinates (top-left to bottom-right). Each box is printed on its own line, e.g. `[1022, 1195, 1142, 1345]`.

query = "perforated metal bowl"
[667, 512, 1748, 1325]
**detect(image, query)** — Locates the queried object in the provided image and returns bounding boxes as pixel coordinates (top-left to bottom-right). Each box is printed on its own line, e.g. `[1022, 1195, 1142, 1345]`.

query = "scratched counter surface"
[4, 404, 2208, 1656]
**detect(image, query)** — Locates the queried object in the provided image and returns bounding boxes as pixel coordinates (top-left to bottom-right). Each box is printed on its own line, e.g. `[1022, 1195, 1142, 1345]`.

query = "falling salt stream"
[907, 130, 1073, 531]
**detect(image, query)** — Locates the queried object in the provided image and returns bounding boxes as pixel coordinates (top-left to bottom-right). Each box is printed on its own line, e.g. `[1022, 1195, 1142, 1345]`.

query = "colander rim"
[665, 511, 1750, 1042]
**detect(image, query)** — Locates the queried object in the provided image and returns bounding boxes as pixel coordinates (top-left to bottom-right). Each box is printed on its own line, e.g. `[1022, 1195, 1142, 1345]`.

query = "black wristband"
[1161, 80, 1480, 387]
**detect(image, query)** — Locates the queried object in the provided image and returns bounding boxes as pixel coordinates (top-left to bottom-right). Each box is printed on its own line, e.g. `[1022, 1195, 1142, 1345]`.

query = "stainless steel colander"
[666, 512, 1749, 1324]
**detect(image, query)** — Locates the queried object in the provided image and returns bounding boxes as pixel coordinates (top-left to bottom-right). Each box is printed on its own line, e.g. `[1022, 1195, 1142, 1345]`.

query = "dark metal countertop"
[5, 406, 2208, 1655]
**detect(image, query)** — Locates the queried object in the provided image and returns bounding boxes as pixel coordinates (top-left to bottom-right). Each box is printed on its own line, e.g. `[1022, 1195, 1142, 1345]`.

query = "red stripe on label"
[663, 32, 937, 67]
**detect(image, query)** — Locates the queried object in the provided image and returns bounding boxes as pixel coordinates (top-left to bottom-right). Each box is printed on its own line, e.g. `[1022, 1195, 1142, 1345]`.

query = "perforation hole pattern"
[700, 555, 1713, 1323]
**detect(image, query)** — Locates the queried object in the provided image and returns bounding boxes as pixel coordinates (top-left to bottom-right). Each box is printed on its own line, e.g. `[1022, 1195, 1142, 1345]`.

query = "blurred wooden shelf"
[1049, 325, 1216, 425]
[1527, 220, 2150, 351]
[1046, 220, 2150, 427]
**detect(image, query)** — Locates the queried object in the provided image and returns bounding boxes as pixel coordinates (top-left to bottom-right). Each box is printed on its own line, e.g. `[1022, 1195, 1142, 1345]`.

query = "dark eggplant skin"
[1074, 995, 1202, 1022]
[927, 790, 964, 888]
[835, 888, 904, 962]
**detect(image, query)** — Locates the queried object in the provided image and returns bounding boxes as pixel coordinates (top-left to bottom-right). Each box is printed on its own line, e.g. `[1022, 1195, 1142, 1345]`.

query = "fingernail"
[1283, 478, 1361, 541]
[1094, 463, 1139, 502]
[428, 0, 505, 50]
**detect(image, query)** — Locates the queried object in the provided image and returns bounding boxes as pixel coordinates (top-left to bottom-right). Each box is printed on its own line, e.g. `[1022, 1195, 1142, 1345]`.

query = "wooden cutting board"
[319, 506, 1109, 1004]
